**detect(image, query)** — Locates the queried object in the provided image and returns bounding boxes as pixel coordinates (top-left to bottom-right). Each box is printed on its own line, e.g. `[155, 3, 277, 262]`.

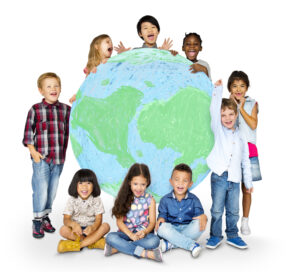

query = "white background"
[1, 0, 299, 271]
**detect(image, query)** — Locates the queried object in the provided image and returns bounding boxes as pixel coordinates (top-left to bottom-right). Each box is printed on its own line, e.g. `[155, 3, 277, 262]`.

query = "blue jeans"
[31, 159, 64, 217]
[210, 172, 240, 239]
[157, 219, 203, 251]
[105, 231, 160, 258]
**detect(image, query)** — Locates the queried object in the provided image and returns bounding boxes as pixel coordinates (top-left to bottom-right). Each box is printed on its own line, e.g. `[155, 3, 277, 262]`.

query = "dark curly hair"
[182, 32, 202, 47]
[112, 163, 151, 218]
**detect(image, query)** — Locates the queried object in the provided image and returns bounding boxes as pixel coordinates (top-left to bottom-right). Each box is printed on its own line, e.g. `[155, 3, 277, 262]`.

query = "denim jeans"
[105, 231, 160, 258]
[210, 172, 240, 239]
[157, 219, 203, 251]
[31, 159, 64, 217]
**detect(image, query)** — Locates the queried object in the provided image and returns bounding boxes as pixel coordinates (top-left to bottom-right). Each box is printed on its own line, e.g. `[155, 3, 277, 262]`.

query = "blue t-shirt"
[158, 191, 204, 225]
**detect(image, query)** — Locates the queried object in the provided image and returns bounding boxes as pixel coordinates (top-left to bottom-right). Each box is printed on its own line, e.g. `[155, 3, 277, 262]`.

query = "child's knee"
[102, 222, 110, 232]
[59, 225, 70, 237]
[157, 222, 171, 236]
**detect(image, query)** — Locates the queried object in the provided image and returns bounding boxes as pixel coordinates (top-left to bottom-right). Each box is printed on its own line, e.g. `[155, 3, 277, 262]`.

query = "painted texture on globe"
[70, 49, 214, 201]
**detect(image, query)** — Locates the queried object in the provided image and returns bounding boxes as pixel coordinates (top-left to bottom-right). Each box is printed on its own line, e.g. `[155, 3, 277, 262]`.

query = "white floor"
[1, 1, 300, 271]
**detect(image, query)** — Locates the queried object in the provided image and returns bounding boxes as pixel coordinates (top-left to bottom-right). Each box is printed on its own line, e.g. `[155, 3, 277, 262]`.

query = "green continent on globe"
[108, 49, 192, 65]
[137, 86, 214, 168]
[71, 86, 144, 168]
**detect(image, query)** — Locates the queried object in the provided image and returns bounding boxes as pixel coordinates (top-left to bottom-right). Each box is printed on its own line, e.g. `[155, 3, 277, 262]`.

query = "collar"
[42, 98, 60, 108]
[142, 43, 158, 49]
[75, 195, 94, 205]
[168, 190, 189, 200]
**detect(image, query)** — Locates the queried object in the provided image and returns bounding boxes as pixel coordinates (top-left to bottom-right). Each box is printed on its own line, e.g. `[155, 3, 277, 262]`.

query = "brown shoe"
[88, 237, 106, 249]
[57, 238, 81, 253]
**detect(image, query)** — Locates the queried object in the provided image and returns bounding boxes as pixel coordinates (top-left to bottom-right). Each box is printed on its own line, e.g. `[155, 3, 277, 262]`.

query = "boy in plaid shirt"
[23, 72, 71, 238]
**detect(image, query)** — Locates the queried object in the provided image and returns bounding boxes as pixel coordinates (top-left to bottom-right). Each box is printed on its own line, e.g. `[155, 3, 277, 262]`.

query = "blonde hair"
[86, 34, 110, 75]
[37, 72, 61, 89]
[221, 98, 238, 114]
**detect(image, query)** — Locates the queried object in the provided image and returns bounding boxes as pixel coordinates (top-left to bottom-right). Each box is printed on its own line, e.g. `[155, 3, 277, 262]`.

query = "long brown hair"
[86, 34, 110, 75]
[112, 163, 151, 218]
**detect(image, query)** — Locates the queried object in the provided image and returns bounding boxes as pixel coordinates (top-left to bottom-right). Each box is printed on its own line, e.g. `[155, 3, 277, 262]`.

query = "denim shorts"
[250, 156, 262, 181]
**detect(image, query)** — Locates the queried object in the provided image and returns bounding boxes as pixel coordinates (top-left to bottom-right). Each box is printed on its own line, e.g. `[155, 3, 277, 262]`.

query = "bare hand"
[135, 230, 145, 239]
[32, 151, 43, 163]
[159, 38, 173, 50]
[245, 187, 254, 194]
[169, 50, 178, 56]
[214, 79, 222, 87]
[189, 63, 208, 76]
[239, 96, 246, 108]
[114, 41, 131, 54]
[155, 218, 165, 232]
[69, 94, 76, 104]
[72, 222, 82, 236]
[192, 214, 207, 231]
[83, 226, 93, 236]
[130, 233, 139, 241]
[229, 93, 238, 105]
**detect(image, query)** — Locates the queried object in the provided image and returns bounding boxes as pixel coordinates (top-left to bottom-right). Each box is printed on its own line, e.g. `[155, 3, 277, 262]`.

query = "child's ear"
[199, 46, 203, 52]
[188, 180, 193, 188]
[38, 88, 43, 95]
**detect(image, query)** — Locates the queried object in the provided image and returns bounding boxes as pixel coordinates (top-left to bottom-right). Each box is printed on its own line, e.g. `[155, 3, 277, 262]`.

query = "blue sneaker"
[160, 239, 175, 253]
[206, 236, 223, 249]
[226, 237, 248, 249]
[191, 243, 202, 258]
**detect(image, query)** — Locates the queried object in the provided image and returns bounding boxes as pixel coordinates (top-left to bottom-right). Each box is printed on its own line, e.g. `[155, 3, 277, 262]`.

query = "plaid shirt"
[23, 99, 71, 165]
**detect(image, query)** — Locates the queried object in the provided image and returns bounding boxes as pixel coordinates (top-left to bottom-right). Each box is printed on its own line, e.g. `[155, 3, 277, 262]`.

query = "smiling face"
[182, 34, 202, 62]
[139, 22, 159, 47]
[77, 181, 93, 200]
[130, 175, 148, 197]
[38, 77, 61, 104]
[96, 37, 113, 60]
[169, 170, 193, 200]
[221, 107, 238, 130]
[230, 79, 248, 101]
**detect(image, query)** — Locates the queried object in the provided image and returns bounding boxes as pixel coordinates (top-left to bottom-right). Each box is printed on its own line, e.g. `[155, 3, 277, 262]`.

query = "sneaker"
[104, 243, 113, 256]
[191, 243, 202, 258]
[42, 216, 56, 233]
[152, 247, 163, 262]
[240, 217, 251, 235]
[32, 219, 44, 239]
[160, 239, 175, 253]
[226, 237, 248, 249]
[206, 236, 222, 249]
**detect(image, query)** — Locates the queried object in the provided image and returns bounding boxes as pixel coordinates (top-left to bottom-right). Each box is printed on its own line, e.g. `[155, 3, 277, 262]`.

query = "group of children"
[23, 15, 261, 261]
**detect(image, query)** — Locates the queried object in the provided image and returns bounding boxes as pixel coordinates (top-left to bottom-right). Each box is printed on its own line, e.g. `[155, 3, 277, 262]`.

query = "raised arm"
[239, 101, 258, 130]
[210, 80, 223, 132]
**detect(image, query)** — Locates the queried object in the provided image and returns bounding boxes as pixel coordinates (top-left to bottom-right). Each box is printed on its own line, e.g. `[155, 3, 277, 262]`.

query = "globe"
[70, 49, 214, 201]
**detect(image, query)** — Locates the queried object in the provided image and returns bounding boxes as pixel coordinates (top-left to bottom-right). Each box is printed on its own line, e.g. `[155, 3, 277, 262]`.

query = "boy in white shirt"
[206, 80, 253, 249]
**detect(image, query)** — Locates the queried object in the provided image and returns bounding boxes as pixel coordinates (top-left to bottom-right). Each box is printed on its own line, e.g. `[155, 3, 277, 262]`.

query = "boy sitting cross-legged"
[155, 163, 207, 258]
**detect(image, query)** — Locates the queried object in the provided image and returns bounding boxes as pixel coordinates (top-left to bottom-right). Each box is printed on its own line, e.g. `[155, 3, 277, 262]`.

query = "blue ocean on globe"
[70, 49, 214, 201]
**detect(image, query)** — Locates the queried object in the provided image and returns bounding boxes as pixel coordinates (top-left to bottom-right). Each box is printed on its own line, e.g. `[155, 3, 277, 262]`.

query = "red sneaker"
[42, 216, 56, 233]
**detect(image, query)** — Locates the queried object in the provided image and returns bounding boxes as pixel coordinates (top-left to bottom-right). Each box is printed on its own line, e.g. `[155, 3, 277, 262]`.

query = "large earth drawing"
[70, 49, 214, 201]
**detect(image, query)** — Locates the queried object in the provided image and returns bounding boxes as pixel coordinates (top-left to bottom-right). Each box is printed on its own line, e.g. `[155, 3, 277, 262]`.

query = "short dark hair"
[137, 15, 160, 40]
[183, 32, 202, 46]
[221, 98, 238, 114]
[68, 169, 101, 198]
[227, 70, 250, 91]
[171, 163, 193, 181]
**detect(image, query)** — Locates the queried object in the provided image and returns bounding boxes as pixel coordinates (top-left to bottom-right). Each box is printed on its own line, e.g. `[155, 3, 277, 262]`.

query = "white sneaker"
[191, 243, 202, 258]
[160, 239, 174, 253]
[240, 217, 251, 235]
